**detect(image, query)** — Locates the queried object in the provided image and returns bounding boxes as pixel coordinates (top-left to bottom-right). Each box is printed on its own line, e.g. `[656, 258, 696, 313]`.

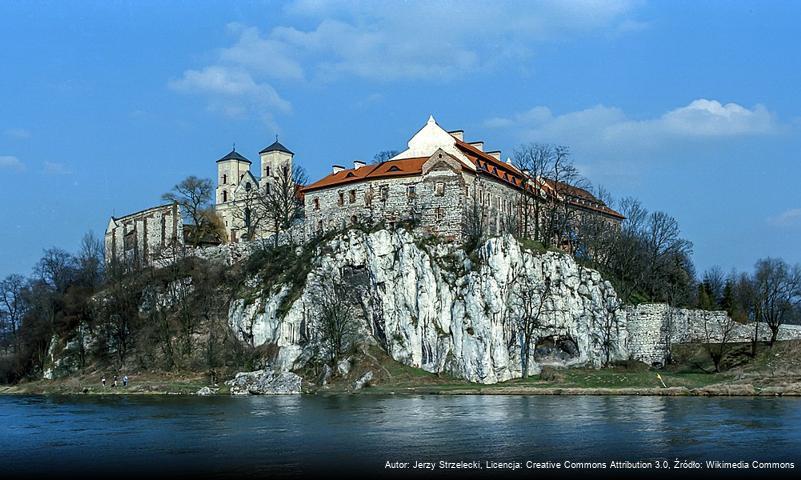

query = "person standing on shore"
[101, 376, 106, 387]
[122, 375, 128, 387]
[112, 375, 118, 388]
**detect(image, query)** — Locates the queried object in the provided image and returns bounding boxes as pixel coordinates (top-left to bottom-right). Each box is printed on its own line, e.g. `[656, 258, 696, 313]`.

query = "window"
[435, 207, 444, 221]
[380, 185, 389, 200]
[435, 182, 445, 196]
[283, 165, 288, 176]
[407, 185, 416, 198]
[265, 184, 271, 195]
[265, 166, 271, 177]
[222, 174, 227, 184]
[365, 190, 372, 206]
[313, 198, 320, 210]
[351, 215, 357, 225]
[222, 190, 228, 202]
[317, 220, 323, 233]
[349, 189, 356, 203]
[244, 207, 251, 228]
[338, 191, 345, 206]
[245, 182, 252, 192]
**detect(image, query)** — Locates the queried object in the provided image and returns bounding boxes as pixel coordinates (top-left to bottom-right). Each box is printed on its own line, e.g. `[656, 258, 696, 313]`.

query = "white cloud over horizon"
[768, 208, 801, 227]
[3, 128, 31, 139]
[485, 99, 782, 151]
[0, 155, 24, 171]
[43, 161, 71, 176]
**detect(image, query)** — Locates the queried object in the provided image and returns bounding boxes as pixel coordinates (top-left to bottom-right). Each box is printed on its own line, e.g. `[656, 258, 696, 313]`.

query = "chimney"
[332, 165, 345, 174]
[469, 141, 484, 151]
[448, 130, 464, 141]
[354, 160, 366, 170]
[487, 151, 501, 161]
[506, 157, 513, 165]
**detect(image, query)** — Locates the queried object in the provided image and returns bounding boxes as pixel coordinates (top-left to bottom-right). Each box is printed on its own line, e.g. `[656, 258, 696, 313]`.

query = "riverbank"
[3, 341, 800, 397]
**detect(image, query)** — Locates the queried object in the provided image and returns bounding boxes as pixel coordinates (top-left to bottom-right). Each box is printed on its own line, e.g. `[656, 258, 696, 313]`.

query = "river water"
[1, 394, 799, 478]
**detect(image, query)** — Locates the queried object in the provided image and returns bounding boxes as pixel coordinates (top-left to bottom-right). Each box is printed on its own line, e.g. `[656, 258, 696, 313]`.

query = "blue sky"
[1, 0, 800, 279]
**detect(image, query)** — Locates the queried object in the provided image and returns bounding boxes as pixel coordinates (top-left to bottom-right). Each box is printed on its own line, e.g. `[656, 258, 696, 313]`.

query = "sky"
[1, 0, 800, 279]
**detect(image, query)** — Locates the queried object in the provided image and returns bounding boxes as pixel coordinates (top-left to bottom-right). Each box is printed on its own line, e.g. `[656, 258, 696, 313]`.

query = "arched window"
[222, 191, 228, 202]
[245, 182, 252, 192]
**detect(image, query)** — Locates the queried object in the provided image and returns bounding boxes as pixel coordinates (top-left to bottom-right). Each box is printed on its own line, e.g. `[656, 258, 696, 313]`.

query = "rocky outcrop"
[225, 369, 302, 395]
[229, 229, 626, 384]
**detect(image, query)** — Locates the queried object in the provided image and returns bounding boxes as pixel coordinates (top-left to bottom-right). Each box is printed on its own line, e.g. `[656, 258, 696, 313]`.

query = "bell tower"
[259, 137, 294, 190]
[215, 147, 252, 205]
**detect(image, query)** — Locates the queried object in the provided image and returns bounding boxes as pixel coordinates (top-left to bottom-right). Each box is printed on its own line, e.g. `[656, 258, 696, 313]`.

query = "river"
[1, 395, 799, 478]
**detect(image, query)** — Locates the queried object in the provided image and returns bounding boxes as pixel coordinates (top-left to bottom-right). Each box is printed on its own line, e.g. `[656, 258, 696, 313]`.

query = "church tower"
[216, 148, 252, 205]
[259, 139, 294, 192]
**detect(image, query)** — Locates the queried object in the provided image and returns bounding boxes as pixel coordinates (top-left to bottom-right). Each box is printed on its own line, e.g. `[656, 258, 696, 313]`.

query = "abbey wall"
[104, 203, 183, 269]
[624, 303, 801, 366]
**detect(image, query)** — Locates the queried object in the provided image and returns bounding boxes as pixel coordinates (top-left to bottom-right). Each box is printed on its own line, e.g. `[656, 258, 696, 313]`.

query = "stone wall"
[623, 303, 801, 365]
[104, 203, 183, 268]
[303, 165, 467, 241]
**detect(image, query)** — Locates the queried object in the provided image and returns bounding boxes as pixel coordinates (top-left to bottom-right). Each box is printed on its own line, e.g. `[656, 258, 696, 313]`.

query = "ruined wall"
[104, 203, 183, 268]
[623, 303, 801, 365]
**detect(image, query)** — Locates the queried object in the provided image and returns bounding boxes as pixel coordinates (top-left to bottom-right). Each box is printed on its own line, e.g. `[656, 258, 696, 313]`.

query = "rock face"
[225, 369, 302, 395]
[229, 229, 626, 384]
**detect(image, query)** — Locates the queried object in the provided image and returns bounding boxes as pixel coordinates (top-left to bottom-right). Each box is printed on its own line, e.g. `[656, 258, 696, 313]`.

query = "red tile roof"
[301, 137, 623, 220]
[302, 157, 429, 192]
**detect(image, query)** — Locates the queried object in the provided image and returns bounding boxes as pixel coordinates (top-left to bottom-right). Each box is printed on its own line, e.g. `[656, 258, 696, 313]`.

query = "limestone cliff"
[229, 229, 626, 384]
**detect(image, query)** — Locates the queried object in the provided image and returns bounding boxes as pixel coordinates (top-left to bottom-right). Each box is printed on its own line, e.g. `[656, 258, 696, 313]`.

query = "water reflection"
[0, 395, 799, 475]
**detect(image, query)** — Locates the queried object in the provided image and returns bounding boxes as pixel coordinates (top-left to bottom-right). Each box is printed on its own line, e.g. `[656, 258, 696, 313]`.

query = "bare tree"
[373, 150, 400, 163]
[77, 231, 104, 288]
[464, 185, 487, 247]
[260, 164, 308, 247]
[163, 176, 221, 246]
[507, 264, 554, 378]
[512, 143, 551, 241]
[753, 258, 801, 346]
[701, 311, 738, 372]
[596, 298, 621, 367]
[0, 274, 26, 353]
[311, 273, 361, 367]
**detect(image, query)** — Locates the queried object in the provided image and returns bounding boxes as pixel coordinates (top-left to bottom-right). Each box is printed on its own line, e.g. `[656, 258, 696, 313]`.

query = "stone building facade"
[104, 203, 183, 268]
[105, 115, 623, 265]
[302, 116, 623, 243]
[214, 140, 294, 243]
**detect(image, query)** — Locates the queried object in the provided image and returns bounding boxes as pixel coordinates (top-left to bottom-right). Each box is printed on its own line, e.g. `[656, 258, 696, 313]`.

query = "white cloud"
[0, 155, 24, 171]
[171, 0, 643, 122]
[3, 128, 31, 139]
[768, 208, 801, 227]
[43, 161, 71, 175]
[486, 99, 781, 150]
